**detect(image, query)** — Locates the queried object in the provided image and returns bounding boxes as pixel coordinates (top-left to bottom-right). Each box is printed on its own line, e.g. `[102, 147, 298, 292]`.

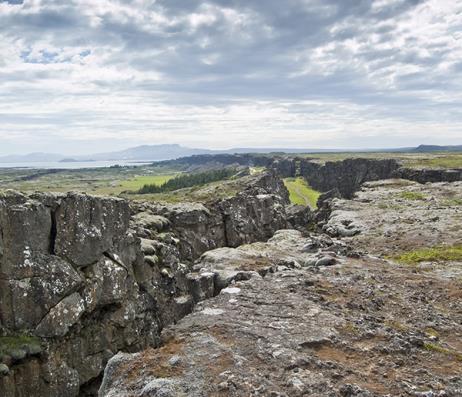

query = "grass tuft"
[392, 245, 462, 265]
[424, 342, 462, 362]
[399, 191, 426, 201]
[442, 198, 462, 207]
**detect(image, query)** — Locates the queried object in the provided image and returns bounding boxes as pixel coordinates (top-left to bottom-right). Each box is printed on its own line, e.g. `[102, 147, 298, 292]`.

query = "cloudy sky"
[0, 0, 461, 154]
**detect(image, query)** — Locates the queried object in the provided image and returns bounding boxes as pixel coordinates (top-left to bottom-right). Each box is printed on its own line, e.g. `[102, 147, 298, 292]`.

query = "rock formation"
[0, 171, 304, 397]
[299, 158, 401, 198]
[99, 180, 462, 397]
[160, 153, 462, 199]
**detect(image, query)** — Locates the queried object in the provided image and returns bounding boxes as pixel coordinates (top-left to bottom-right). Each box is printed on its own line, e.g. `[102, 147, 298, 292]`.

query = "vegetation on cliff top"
[118, 174, 176, 191]
[297, 152, 462, 169]
[404, 153, 462, 169]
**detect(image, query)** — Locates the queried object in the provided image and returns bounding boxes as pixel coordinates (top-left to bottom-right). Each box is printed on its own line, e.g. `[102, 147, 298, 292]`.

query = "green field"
[118, 174, 177, 192]
[403, 153, 462, 169]
[0, 165, 181, 196]
[283, 177, 321, 208]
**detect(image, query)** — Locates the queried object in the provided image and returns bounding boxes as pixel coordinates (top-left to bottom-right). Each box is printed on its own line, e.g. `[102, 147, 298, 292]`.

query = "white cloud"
[0, 0, 461, 154]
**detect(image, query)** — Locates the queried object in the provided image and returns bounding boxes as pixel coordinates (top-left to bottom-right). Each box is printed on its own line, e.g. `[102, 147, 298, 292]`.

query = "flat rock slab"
[100, 255, 462, 396]
[325, 179, 462, 257]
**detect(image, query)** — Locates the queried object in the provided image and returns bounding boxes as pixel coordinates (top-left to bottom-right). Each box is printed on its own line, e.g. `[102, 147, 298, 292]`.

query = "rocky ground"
[0, 171, 306, 397]
[100, 180, 462, 397]
[324, 179, 462, 256]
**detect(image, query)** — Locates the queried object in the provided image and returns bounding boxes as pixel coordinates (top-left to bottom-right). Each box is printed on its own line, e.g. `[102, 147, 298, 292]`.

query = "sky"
[0, 0, 461, 155]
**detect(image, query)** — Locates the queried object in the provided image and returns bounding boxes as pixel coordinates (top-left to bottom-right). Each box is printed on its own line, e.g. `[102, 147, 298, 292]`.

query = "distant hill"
[0, 152, 65, 163]
[77, 144, 214, 161]
[412, 145, 462, 152]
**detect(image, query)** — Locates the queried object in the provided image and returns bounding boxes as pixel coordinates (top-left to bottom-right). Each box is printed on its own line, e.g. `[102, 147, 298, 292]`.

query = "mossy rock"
[0, 335, 43, 363]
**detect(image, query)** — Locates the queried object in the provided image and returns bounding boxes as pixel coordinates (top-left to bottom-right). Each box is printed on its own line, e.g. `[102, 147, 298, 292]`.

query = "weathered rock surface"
[323, 179, 462, 256]
[300, 158, 401, 198]
[130, 171, 293, 262]
[396, 167, 462, 184]
[100, 180, 462, 397]
[0, 171, 301, 397]
[100, 251, 462, 396]
[0, 191, 161, 397]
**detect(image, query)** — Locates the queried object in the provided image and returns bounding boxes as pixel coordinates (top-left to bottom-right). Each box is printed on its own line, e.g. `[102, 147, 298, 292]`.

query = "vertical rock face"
[54, 195, 131, 267]
[0, 192, 159, 397]
[395, 167, 462, 183]
[269, 158, 296, 178]
[0, 172, 301, 397]
[300, 158, 400, 198]
[131, 171, 291, 262]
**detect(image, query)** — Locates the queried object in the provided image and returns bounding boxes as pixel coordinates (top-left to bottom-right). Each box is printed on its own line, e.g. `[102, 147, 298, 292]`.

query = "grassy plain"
[283, 177, 321, 208]
[296, 152, 462, 169]
[0, 151, 460, 201]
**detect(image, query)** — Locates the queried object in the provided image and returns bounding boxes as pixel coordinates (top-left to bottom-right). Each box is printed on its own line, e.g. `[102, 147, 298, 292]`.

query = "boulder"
[54, 193, 130, 268]
[35, 292, 85, 337]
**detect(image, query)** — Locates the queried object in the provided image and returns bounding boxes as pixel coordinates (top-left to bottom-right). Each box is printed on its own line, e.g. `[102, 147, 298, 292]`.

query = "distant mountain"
[77, 144, 214, 161]
[0, 152, 65, 163]
[412, 144, 462, 152]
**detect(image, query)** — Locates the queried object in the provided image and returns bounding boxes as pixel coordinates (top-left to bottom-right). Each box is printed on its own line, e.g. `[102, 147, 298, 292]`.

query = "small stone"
[315, 256, 337, 267]
[221, 287, 241, 294]
[218, 381, 229, 391]
[160, 268, 173, 278]
[168, 355, 181, 367]
[9, 348, 26, 362]
[0, 364, 9, 376]
[144, 255, 159, 266]
[302, 258, 318, 267]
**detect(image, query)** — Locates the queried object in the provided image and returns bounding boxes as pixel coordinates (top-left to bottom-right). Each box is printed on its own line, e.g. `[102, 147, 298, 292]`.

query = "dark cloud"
[0, 0, 460, 153]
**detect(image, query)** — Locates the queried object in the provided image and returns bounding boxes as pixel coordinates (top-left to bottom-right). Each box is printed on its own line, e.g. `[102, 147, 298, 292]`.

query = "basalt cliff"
[0, 171, 305, 396]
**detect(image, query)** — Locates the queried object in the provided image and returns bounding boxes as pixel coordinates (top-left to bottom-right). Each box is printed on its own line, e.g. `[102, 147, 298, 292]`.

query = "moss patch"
[283, 177, 321, 208]
[442, 198, 462, 207]
[392, 245, 462, 265]
[0, 335, 42, 357]
[399, 191, 426, 201]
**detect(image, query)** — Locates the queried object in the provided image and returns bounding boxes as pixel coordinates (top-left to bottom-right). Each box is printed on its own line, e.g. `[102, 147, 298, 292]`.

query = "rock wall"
[131, 171, 290, 262]
[395, 167, 462, 184]
[299, 158, 401, 198]
[0, 172, 299, 397]
[0, 191, 157, 397]
[160, 153, 462, 200]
